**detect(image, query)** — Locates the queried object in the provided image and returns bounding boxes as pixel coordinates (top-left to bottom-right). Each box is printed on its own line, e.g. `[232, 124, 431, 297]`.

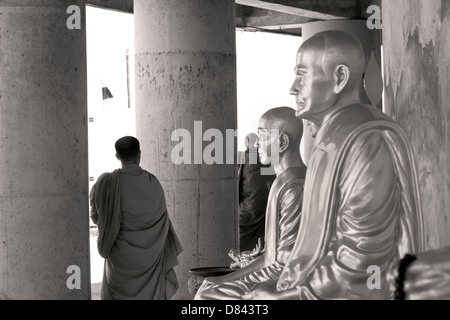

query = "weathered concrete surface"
[383, 0, 450, 250]
[0, 1, 90, 299]
[135, 0, 238, 299]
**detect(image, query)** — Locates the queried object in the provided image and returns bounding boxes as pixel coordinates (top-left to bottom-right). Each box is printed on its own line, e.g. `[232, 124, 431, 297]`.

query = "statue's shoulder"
[280, 170, 307, 196]
[314, 104, 398, 157]
[333, 104, 393, 128]
[322, 104, 394, 141]
[340, 105, 408, 146]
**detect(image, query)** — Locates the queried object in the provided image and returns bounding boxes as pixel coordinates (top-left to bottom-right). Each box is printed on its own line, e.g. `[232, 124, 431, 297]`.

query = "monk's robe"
[277, 104, 424, 300]
[90, 164, 183, 300]
[195, 166, 306, 300]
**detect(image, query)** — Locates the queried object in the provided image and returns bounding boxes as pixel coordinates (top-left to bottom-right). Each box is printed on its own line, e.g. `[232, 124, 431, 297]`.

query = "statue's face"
[256, 119, 278, 166]
[290, 45, 335, 122]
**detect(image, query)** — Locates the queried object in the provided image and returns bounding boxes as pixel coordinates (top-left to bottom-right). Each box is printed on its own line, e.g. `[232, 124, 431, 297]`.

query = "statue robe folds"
[90, 165, 183, 300]
[277, 104, 424, 300]
[195, 167, 306, 300]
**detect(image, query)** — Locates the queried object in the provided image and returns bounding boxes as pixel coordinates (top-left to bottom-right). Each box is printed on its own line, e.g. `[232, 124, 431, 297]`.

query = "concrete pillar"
[0, 1, 90, 299]
[302, 20, 384, 109]
[382, 0, 450, 250]
[135, 0, 237, 299]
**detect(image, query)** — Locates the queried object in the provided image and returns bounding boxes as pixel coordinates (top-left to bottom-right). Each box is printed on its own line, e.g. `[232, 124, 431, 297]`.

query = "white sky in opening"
[236, 30, 301, 151]
[86, 6, 135, 283]
[87, 6, 136, 200]
[86, 7, 302, 171]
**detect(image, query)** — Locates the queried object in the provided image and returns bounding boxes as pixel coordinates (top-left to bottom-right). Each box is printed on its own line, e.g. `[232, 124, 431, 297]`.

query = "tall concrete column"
[302, 20, 384, 109]
[0, 1, 90, 299]
[382, 0, 450, 250]
[135, 0, 237, 299]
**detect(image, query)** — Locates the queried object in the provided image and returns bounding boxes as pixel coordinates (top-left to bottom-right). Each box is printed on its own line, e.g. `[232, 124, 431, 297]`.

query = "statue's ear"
[334, 64, 351, 94]
[279, 132, 290, 153]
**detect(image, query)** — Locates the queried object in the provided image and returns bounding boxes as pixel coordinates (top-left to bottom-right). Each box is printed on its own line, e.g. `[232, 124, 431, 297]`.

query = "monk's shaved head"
[300, 30, 366, 87]
[259, 107, 303, 144]
[115, 136, 140, 161]
[245, 133, 258, 149]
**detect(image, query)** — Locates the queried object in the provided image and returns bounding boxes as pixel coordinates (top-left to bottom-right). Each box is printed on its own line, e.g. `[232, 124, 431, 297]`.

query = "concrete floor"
[91, 283, 101, 300]
[90, 227, 104, 300]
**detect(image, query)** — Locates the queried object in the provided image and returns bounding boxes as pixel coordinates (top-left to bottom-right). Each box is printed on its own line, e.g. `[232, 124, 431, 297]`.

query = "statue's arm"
[206, 254, 267, 284]
[295, 131, 398, 299]
[242, 282, 300, 300]
[240, 183, 304, 284]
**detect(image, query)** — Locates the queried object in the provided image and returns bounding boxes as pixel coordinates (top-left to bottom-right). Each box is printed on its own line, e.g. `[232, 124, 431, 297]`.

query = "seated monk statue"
[195, 107, 307, 300]
[243, 30, 424, 300]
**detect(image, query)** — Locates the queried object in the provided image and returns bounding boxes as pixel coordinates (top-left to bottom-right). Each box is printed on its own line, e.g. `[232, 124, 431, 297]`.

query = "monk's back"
[119, 164, 166, 231]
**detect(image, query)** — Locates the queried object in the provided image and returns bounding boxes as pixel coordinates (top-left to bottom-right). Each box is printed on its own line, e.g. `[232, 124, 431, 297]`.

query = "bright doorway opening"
[86, 6, 135, 298]
[86, 5, 301, 299]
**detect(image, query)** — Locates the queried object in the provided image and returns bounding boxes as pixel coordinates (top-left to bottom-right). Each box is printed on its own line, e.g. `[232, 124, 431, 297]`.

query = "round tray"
[189, 267, 234, 277]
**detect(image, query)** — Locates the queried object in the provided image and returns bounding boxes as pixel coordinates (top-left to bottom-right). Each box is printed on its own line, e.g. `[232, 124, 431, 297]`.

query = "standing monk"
[238, 133, 275, 252]
[195, 107, 306, 300]
[90, 136, 183, 300]
[244, 30, 424, 300]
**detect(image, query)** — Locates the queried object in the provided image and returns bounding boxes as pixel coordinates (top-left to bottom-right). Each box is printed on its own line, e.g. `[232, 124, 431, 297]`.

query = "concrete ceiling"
[87, 0, 381, 36]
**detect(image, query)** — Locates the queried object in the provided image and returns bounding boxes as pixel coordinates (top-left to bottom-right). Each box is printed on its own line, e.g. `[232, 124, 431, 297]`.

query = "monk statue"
[195, 107, 307, 300]
[243, 30, 424, 300]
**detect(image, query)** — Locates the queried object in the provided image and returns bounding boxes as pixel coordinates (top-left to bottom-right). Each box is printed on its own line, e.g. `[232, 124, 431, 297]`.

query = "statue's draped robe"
[90, 165, 183, 300]
[277, 104, 424, 300]
[195, 167, 306, 300]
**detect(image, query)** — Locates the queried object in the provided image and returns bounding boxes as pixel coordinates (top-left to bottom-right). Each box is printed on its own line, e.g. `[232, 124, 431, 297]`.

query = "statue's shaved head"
[291, 30, 368, 123]
[300, 30, 366, 87]
[259, 107, 303, 145]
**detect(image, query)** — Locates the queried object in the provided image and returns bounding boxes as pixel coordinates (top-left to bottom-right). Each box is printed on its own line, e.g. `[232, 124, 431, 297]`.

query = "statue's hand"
[194, 277, 218, 298]
[228, 249, 240, 262]
[241, 238, 264, 259]
[202, 277, 219, 285]
[229, 238, 265, 269]
[242, 283, 279, 300]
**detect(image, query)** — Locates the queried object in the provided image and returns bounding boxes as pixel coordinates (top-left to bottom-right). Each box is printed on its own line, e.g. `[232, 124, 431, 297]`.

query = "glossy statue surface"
[245, 30, 424, 300]
[195, 107, 307, 300]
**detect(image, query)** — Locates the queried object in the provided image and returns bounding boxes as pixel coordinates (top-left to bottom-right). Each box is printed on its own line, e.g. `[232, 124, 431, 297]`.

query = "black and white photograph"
[1, 0, 449, 308]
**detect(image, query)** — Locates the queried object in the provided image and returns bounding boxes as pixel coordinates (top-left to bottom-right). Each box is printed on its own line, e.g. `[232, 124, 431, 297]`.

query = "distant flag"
[102, 86, 113, 100]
